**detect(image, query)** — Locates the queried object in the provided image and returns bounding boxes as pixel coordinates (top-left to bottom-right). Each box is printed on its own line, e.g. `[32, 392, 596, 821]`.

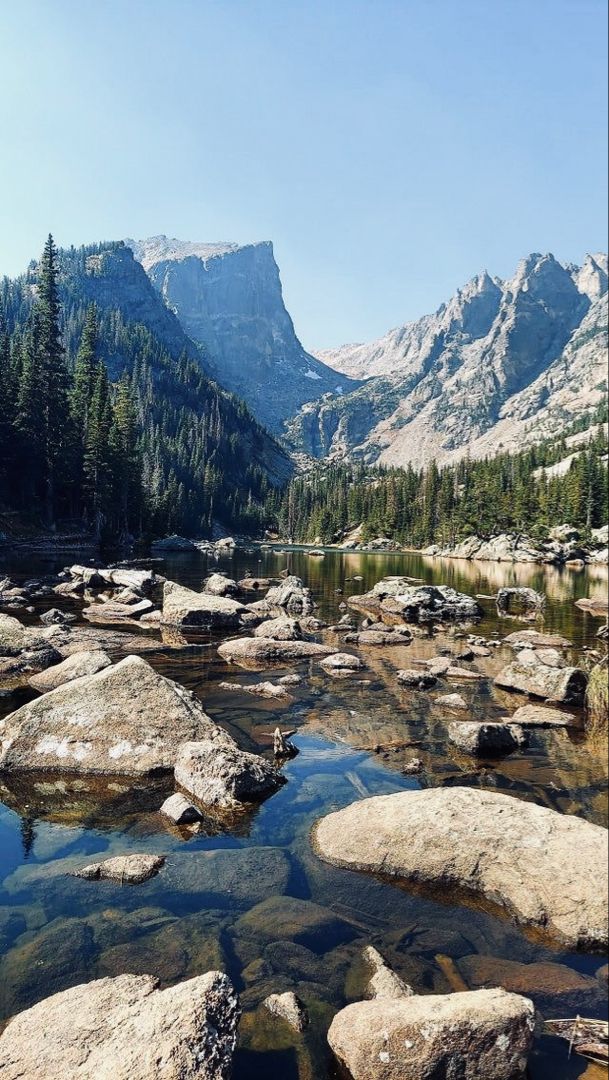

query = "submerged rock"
[458, 954, 604, 1015]
[327, 987, 535, 1080]
[263, 991, 309, 1031]
[0, 971, 240, 1079]
[162, 580, 247, 628]
[495, 648, 587, 704]
[234, 896, 355, 953]
[29, 650, 112, 693]
[313, 788, 609, 950]
[448, 722, 528, 756]
[73, 853, 165, 885]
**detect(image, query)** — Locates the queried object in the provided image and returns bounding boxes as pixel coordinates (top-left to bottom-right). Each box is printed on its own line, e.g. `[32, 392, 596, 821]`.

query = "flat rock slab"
[217, 638, 332, 666]
[328, 988, 535, 1080]
[0, 971, 240, 1079]
[313, 788, 608, 950]
[29, 650, 112, 693]
[73, 854, 165, 884]
[506, 704, 578, 728]
[435, 693, 468, 710]
[495, 649, 587, 704]
[218, 680, 292, 700]
[504, 630, 572, 649]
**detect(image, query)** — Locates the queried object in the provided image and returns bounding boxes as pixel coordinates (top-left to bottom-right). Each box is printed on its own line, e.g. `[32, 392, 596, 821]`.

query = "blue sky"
[1, 0, 607, 348]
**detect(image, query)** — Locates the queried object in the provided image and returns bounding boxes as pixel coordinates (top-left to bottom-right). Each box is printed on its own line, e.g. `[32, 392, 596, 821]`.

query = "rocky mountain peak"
[129, 236, 358, 432]
[574, 253, 608, 300]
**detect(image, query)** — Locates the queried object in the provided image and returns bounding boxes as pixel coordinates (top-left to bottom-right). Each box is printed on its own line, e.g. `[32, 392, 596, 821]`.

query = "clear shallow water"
[0, 547, 607, 1079]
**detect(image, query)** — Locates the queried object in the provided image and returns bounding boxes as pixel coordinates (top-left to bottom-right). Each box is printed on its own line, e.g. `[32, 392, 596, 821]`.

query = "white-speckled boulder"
[0, 971, 240, 1079]
[313, 788, 608, 950]
[0, 655, 281, 808]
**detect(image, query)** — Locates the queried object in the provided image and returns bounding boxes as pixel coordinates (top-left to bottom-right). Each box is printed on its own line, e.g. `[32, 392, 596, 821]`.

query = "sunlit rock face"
[292, 251, 608, 467]
[128, 236, 358, 432]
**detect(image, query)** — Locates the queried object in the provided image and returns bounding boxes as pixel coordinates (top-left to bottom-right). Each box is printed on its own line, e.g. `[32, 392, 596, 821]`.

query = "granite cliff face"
[292, 252, 608, 467]
[128, 236, 358, 433]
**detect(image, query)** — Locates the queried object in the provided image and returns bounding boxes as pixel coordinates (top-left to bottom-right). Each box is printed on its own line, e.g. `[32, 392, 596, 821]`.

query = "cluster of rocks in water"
[0, 563, 607, 1078]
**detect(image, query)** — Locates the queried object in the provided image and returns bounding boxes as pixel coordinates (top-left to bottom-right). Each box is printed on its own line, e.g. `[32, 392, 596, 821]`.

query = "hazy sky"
[1, 0, 607, 348]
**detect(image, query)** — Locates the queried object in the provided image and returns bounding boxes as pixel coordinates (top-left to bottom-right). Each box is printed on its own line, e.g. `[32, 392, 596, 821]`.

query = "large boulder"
[0, 971, 240, 1079]
[349, 581, 482, 624]
[29, 650, 112, 693]
[174, 740, 283, 808]
[217, 637, 333, 666]
[162, 580, 247, 628]
[313, 788, 608, 950]
[327, 988, 535, 1080]
[0, 655, 280, 807]
[264, 576, 314, 615]
[448, 721, 528, 756]
[494, 648, 587, 704]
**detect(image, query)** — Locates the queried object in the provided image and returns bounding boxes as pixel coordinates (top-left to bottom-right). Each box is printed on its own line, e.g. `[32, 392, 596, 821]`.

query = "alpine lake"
[0, 546, 607, 1079]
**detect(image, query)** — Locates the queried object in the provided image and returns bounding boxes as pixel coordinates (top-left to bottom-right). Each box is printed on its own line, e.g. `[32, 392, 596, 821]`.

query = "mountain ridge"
[293, 250, 608, 468]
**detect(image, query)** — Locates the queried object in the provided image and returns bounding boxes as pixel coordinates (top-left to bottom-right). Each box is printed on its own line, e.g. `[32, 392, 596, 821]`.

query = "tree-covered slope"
[0, 238, 291, 540]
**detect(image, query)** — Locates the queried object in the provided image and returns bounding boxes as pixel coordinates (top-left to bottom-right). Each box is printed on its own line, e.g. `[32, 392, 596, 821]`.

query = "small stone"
[160, 793, 202, 825]
[73, 854, 165, 885]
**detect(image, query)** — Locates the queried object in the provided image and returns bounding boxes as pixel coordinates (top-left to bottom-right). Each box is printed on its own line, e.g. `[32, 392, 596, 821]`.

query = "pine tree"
[38, 234, 70, 524]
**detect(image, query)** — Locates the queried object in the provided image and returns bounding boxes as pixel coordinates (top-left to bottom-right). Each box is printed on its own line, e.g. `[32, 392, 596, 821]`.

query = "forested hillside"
[0, 236, 290, 541]
[266, 411, 609, 547]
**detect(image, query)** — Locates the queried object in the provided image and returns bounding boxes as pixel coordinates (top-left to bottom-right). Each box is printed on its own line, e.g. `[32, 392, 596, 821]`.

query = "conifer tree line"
[265, 408, 608, 547]
[0, 236, 279, 541]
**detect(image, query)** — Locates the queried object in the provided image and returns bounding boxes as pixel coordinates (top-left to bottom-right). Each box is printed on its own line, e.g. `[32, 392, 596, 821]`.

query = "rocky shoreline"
[0, 560, 607, 1078]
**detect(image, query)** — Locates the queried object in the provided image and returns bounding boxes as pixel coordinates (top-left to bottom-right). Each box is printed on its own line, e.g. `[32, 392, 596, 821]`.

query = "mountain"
[289, 252, 608, 468]
[127, 236, 359, 433]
